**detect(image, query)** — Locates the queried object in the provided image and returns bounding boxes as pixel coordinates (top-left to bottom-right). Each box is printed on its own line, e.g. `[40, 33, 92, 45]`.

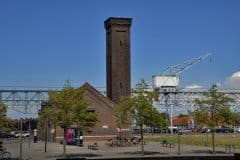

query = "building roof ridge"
[81, 82, 116, 109]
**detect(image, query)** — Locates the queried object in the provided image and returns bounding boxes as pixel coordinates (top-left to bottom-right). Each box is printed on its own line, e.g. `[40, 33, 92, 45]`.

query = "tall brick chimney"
[104, 17, 132, 103]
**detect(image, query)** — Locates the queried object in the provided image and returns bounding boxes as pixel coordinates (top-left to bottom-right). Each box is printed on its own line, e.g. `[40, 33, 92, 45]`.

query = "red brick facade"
[81, 82, 118, 136]
[43, 82, 120, 142]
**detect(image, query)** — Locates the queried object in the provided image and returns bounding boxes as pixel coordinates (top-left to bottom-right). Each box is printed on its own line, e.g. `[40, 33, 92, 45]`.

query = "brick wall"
[83, 89, 118, 136]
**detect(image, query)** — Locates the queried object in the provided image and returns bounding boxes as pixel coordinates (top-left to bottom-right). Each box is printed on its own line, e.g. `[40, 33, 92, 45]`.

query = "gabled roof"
[80, 82, 116, 109]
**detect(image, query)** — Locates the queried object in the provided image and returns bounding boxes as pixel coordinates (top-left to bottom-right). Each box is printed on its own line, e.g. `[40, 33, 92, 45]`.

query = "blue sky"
[0, 0, 240, 90]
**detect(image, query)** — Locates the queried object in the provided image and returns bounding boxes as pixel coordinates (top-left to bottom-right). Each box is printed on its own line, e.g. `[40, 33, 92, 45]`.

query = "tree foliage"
[44, 84, 98, 130]
[0, 103, 15, 132]
[0, 103, 7, 116]
[112, 97, 132, 129]
[192, 84, 235, 127]
[113, 79, 167, 155]
[232, 112, 240, 127]
[192, 84, 235, 153]
[38, 84, 98, 156]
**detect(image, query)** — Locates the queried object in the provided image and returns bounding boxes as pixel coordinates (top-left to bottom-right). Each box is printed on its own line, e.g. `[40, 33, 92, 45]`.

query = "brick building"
[80, 82, 118, 136]
[40, 82, 119, 142]
[39, 17, 132, 142]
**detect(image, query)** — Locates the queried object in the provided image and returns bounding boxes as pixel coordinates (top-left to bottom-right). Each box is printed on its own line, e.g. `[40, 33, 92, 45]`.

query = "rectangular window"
[87, 108, 95, 113]
[116, 30, 126, 32]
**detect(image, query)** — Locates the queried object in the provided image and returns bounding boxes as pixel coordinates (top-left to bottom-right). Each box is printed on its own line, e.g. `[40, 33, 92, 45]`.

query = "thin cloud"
[223, 71, 240, 89]
[183, 84, 204, 91]
[185, 84, 203, 89]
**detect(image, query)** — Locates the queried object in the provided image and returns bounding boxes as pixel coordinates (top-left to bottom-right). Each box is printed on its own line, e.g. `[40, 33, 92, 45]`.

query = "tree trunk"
[205, 132, 209, 146]
[53, 124, 57, 142]
[63, 128, 66, 157]
[140, 124, 144, 156]
[212, 130, 215, 154]
[119, 127, 122, 139]
[211, 111, 215, 154]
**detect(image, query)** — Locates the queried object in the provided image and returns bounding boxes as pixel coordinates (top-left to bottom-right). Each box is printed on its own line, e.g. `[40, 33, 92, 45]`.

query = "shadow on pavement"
[120, 151, 167, 155]
[47, 153, 102, 159]
[192, 150, 226, 154]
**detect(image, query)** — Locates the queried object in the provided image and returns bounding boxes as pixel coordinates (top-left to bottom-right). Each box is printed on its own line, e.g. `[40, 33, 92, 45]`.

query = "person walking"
[34, 129, 37, 143]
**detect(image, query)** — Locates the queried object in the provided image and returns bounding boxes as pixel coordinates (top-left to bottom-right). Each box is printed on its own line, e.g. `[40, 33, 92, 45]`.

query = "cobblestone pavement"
[2, 139, 239, 160]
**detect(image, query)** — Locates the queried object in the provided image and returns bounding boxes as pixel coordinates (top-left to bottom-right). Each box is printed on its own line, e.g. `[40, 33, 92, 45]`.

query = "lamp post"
[164, 93, 170, 133]
[19, 118, 23, 160]
[28, 119, 31, 149]
[177, 126, 181, 155]
[44, 118, 48, 152]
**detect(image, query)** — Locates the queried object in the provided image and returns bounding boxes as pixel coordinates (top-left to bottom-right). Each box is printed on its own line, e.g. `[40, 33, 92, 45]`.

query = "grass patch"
[144, 133, 240, 148]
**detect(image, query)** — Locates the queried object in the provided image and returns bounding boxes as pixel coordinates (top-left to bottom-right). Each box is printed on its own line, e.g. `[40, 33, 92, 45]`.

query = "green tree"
[113, 79, 167, 155]
[0, 103, 7, 116]
[38, 106, 59, 142]
[113, 97, 133, 132]
[193, 84, 234, 153]
[191, 108, 209, 128]
[39, 84, 98, 157]
[232, 112, 240, 131]
[216, 107, 234, 126]
[0, 103, 14, 132]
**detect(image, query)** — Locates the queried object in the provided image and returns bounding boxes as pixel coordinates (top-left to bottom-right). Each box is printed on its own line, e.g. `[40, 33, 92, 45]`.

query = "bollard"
[79, 131, 83, 147]
[34, 129, 37, 143]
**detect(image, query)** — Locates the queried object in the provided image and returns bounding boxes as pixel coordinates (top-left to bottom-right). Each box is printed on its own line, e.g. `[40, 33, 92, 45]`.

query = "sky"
[0, 0, 240, 90]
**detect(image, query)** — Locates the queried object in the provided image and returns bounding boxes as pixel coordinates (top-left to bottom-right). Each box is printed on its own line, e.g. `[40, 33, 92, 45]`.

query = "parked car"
[153, 127, 162, 133]
[179, 129, 192, 134]
[10, 131, 16, 137]
[168, 127, 178, 134]
[215, 128, 234, 133]
[234, 127, 240, 133]
[200, 128, 211, 133]
[15, 131, 30, 138]
[0, 131, 13, 138]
